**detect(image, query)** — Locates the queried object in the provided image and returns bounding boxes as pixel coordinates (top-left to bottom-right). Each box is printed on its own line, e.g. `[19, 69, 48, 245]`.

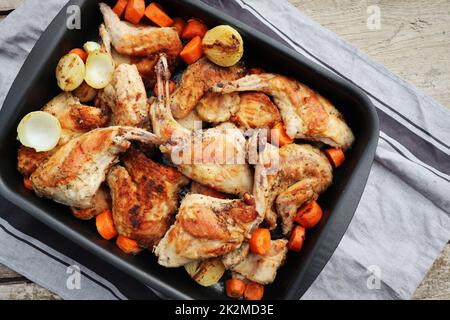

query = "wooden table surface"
[0, 0, 449, 300]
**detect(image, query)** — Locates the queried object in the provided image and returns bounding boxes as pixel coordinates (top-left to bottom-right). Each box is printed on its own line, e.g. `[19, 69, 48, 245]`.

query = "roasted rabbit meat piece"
[170, 58, 246, 119]
[213, 73, 355, 150]
[177, 110, 204, 132]
[70, 185, 111, 220]
[253, 143, 333, 234]
[99, 3, 182, 59]
[30, 126, 160, 208]
[150, 54, 253, 195]
[222, 242, 250, 269]
[97, 64, 149, 127]
[154, 193, 257, 267]
[42, 92, 109, 144]
[196, 92, 281, 129]
[17, 93, 109, 176]
[107, 148, 189, 248]
[227, 239, 288, 285]
[231, 92, 281, 129]
[99, 23, 167, 87]
[190, 181, 230, 199]
[17, 146, 53, 177]
[161, 122, 252, 195]
[195, 92, 240, 124]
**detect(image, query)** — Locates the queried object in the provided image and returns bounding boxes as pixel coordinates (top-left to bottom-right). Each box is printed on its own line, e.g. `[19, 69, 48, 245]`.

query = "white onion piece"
[17, 111, 61, 152]
[83, 41, 101, 54]
[84, 51, 115, 89]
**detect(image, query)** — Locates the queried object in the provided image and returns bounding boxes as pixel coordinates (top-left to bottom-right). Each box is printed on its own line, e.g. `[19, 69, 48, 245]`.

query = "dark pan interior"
[0, 0, 379, 299]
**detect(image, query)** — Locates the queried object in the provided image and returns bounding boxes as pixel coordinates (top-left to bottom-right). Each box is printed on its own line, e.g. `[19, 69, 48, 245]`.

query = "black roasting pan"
[0, 0, 379, 299]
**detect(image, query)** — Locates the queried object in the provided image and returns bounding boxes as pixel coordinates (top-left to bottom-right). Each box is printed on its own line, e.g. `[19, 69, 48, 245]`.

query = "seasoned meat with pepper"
[107, 148, 189, 248]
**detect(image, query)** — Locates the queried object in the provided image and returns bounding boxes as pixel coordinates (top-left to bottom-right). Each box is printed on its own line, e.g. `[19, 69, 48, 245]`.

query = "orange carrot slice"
[225, 279, 246, 299]
[125, 0, 145, 25]
[69, 48, 87, 63]
[144, 2, 174, 27]
[113, 0, 128, 17]
[171, 17, 187, 36]
[244, 282, 264, 300]
[288, 226, 306, 252]
[249, 228, 271, 255]
[182, 18, 208, 40]
[294, 200, 323, 229]
[180, 36, 203, 64]
[248, 68, 265, 75]
[23, 177, 33, 191]
[95, 209, 118, 240]
[116, 235, 141, 255]
[324, 147, 345, 168]
[270, 122, 293, 147]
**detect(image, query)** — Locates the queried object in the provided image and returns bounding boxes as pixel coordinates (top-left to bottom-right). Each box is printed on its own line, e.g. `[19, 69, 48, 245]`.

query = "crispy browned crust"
[231, 92, 281, 129]
[117, 29, 182, 58]
[17, 146, 52, 177]
[108, 148, 189, 248]
[180, 193, 256, 240]
[69, 104, 109, 131]
[155, 193, 258, 266]
[171, 58, 246, 119]
[54, 129, 116, 188]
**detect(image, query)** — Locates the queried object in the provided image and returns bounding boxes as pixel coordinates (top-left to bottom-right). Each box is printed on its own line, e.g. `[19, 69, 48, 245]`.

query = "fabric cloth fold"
[0, 0, 448, 299]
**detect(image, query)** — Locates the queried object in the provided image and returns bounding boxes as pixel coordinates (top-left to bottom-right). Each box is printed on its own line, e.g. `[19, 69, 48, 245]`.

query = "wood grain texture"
[0, 0, 23, 11]
[413, 245, 450, 300]
[288, 0, 450, 109]
[0, 282, 60, 300]
[0, 264, 24, 283]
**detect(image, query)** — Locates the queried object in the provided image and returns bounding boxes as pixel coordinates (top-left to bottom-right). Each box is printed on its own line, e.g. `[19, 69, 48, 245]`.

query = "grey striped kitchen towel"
[0, 0, 449, 300]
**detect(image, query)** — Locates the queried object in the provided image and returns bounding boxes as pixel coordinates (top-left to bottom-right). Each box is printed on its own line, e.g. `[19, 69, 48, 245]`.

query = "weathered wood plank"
[413, 244, 450, 300]
[0, 0, 23, 12]
[288, 0, 450, 109]
[0, 263, 26, 283]
[0, 283, 60, 300]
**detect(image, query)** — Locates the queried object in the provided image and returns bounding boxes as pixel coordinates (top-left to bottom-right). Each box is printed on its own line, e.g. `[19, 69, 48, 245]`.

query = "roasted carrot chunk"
[125, 0, 145, 25]
[144, 2, 174, 27]
[288, 226, 306, 252]
[180, 36, 203, 64]
[154, 80, 176, 96]
[171, 17, 187, 36]
[270, 122, 293, 147]
[182, 18, 208, 40]
[96, 209, 118, 240]
[116, 235, 141, 255]
[69, 48, 87, 63]
[244, 282, 264, 300]
[113, 0, 128, 17]
[23, 177, 33, 191]
[324, 147, 345, 168]
[249, 228, 271, 255]
[248, 68, 265, 75]
[225, 279, 246, 299]
[294, 200, 323, 229]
